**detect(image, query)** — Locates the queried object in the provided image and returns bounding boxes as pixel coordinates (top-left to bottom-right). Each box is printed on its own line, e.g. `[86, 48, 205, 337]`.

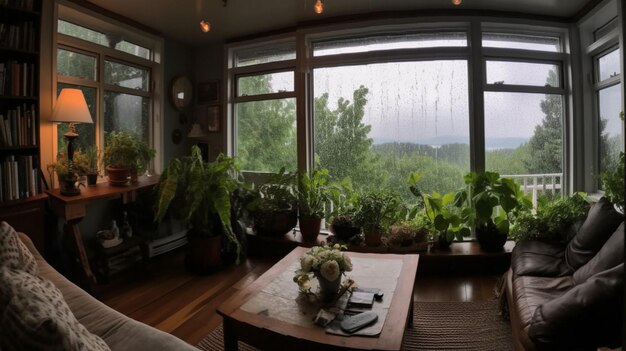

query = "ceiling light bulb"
[451, 0, 462, 5]
[199, 20, 211, 33]
[314, 0, 324, 14]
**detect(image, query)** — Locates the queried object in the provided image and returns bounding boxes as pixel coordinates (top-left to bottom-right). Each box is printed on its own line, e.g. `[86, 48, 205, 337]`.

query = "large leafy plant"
[454, 171, 531, 235]
[250, 168, 297, 213]
[154, 145, 243, 260]
[354, 190, 401, 233]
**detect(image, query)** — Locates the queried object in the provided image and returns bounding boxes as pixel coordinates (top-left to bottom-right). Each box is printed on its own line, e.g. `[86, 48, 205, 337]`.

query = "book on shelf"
[0, 0, 35, 11]
[0, 60, 36, 97]
[0, 103, 36, 147]
[0, 154, 40, 202]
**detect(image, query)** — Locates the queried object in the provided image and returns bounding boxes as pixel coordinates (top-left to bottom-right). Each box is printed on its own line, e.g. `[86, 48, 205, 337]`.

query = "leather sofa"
[3, 230, 197, 351]
[504, 197, 624, 351]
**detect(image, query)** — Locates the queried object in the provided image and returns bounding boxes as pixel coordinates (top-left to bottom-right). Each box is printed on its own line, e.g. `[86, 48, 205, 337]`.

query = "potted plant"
[131, 138, 156, 182]
[327, 178, 361, 241]
[600, 151, 625, 213]
[103, 131, 137, 186]
[154, 145, 244, 273]
[249, 168, 298, 237]
[407, 172, 463, 250]
[454, 171, 530, 251]
[53, 150, 89, 192]
[296, 168, 335, 242]
[354, 190, 401, 247]
[510, 192, 589, 243]
[84, 146, 101, 186]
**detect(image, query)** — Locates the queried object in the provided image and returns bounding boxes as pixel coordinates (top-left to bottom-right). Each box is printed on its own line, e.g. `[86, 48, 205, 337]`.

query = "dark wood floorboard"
[99, 249, 501, 346]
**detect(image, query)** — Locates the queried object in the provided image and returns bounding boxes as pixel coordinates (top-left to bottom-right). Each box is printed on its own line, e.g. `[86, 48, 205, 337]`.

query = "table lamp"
[51, 88, 93, 196]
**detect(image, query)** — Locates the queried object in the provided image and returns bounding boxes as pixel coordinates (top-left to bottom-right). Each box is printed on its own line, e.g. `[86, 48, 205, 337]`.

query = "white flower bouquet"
[293, 244, 353, 294]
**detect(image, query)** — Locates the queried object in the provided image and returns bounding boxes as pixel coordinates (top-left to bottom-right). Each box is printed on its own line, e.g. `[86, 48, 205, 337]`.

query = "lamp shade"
[51, 88, 93, 124]
[188, 123, 207, 138]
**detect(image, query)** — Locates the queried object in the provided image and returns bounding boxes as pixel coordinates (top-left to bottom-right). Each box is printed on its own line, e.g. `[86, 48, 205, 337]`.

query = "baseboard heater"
[147, 230, 187, 257]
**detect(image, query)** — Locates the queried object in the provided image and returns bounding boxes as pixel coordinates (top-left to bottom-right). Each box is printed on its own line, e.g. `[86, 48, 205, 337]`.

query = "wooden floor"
[98, 248, 501, 346]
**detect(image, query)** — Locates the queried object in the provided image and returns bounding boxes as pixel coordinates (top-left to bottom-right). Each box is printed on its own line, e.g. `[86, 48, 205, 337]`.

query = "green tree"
[237, 75, 296, 171]
[314, 86, 383, 188]
[524, 70, 562, 174]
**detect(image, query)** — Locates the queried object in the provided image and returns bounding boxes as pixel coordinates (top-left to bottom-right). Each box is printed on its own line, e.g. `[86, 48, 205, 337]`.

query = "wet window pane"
[57, 48, 97, 80]
[314, 32, 467, 56]
[235, 43, 296, 67]
[486, 61, 560, 87]
[314, 61, 469, 201]
[484, 92, 563, 179]
[58, 20, 108, 46]
[482, 32, 561, 52]
[598, 84, 624, 174]
[104, 61, 150, 91]
[115, 40, 151, 60]
[236, 99, 296, 172]
[237, 72, 294, 96]
[104, 92, 150, 143]
[597, 48, 620, 82]
[58, 20, 152, 60]
[56, 83, 96, 152]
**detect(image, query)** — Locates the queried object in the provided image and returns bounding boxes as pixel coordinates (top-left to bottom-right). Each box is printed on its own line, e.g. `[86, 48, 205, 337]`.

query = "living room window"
[227, 22, 569, 201]
[231, 41, 297, 172]
[54, 3, 162, 169]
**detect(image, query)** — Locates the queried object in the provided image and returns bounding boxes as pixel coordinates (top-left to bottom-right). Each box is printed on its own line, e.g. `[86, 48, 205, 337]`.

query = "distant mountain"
[371, 135, 528, 150]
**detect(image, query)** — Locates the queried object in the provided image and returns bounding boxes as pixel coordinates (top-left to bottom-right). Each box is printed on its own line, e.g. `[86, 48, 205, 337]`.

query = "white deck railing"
[502, 173, 563, 208]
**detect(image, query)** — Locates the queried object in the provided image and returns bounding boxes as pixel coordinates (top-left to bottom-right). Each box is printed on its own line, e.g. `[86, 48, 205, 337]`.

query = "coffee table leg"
[408, 298, 414, 328]
[223, 319, 238, 351]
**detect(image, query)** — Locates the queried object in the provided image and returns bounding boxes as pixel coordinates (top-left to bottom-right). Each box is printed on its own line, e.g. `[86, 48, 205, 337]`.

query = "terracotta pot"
[106, 165, 129, 186]
[299, 215, 322, 242]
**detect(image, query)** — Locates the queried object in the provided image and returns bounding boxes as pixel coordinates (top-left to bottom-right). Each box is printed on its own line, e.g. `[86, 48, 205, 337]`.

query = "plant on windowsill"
[248, 168, 298, 237]
[296, 168, 336, 242]
[154, 145, 244, 273]
[354, 190, 401, 247]
[103, 131, 137, 186]
[454, 171, 531, 251]
[328, 178, 361, 242]
[53, 150, 90, 192]
[407, 172, 463, 250]
[83, 146, 101, 186]
[600, 151, 625, 214]
[510, 192, 589, 244]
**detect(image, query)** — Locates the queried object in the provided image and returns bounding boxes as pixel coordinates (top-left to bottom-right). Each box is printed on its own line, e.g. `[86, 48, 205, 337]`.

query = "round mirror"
[169, 76, 193, 111]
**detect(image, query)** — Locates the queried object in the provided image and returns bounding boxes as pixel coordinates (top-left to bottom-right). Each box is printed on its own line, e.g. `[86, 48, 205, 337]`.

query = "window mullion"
[470, 20, 485, 173]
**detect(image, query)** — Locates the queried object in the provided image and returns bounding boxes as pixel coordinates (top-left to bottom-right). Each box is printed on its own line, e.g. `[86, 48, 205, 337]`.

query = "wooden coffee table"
[217, 247, 419, 350]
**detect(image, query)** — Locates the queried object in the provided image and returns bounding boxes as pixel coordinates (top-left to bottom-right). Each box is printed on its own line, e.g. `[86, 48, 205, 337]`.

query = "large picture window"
[228, 23, 569, 202]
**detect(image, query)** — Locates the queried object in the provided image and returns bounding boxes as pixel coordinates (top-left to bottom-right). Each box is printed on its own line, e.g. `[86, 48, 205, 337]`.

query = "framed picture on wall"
[207, 105, 220, 132]
[198, 80, 220, 104]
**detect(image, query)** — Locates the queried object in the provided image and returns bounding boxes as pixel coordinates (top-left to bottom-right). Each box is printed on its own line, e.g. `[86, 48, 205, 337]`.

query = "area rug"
[197, 300, 513, 351]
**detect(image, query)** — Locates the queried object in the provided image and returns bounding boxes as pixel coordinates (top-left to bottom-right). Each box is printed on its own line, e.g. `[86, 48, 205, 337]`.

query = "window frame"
[226, 17, 572, 196]
[53, 1, 164, 172]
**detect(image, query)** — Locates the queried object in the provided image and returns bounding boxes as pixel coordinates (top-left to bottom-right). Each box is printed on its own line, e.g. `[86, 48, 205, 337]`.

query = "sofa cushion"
[512, 275, 574, 329]
[573, 222, 624, 284]
[0, 221, 37, 275]
[0, 267, 110, 351]
[565, 197, 623, 270]
[511, 240, 571, 277]
[18, 233, 199, 351]
[528, 263, 624, 351]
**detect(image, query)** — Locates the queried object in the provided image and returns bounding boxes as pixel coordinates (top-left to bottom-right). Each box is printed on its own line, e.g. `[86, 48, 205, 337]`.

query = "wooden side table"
[46, 175, 159, 290]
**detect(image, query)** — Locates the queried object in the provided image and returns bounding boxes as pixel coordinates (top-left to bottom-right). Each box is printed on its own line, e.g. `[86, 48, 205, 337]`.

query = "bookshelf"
[0, 0, 46, 254]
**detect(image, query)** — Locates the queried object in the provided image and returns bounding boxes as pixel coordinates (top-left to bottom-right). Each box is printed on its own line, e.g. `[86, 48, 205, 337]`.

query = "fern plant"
[154, 145, 243, 261]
